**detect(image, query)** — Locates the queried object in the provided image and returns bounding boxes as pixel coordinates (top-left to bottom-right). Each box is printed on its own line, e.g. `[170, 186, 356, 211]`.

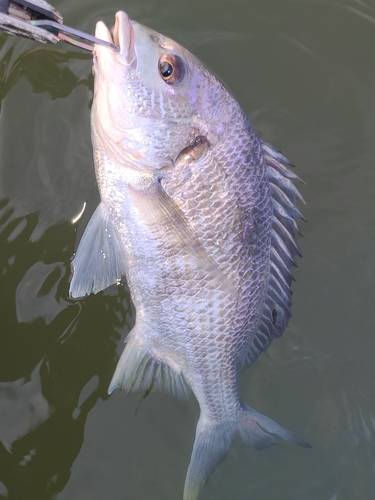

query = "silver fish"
[70, 11, 308, 500]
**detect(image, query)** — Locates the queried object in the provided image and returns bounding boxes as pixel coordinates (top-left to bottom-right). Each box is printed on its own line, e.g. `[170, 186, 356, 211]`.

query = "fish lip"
[94, 20, 114, 47]
[116, 12, 136, 66]
[94, 12, 135, 67]
[93, 20, 113, 66]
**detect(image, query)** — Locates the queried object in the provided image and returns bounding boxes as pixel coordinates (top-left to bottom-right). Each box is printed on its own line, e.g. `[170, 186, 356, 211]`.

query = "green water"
[1, 0, 375, 499]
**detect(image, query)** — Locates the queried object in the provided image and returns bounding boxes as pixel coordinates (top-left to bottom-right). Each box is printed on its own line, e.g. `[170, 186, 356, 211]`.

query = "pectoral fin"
[128, 178, 236, 298]
[69, 202, 127, 298]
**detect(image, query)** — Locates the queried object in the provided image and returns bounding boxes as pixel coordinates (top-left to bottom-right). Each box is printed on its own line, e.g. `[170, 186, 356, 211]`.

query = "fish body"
[70, 12, 307, 500]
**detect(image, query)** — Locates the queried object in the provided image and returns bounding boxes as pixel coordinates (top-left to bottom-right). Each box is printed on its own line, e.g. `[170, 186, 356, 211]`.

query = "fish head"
[93, 11, 231, 169]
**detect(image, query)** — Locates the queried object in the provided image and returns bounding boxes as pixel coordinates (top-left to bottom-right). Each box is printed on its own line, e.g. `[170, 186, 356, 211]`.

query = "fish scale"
[69, 11, 309, 500]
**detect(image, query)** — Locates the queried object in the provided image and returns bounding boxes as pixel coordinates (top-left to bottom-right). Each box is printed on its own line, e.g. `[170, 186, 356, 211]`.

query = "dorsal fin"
[244, 142, 305, 366]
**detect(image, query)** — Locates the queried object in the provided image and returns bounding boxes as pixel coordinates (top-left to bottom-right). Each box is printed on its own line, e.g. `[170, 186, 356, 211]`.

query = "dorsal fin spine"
[243, 142, 305, 367]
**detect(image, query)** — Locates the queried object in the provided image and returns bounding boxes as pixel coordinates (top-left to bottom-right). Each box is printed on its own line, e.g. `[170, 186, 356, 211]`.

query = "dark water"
[1, 0, 375, 499]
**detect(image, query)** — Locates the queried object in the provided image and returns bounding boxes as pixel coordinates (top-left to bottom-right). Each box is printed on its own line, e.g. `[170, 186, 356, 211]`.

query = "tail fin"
[237, 405, 310, 450]
[183, 420, 234, 500]
[183, 405, 310, 500]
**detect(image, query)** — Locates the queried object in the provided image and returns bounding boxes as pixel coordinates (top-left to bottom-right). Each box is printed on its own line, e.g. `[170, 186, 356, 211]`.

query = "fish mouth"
[94, 11, 135, 66]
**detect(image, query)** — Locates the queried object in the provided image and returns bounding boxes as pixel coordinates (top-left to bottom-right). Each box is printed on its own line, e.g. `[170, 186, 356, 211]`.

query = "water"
[1, 0, 375, 498]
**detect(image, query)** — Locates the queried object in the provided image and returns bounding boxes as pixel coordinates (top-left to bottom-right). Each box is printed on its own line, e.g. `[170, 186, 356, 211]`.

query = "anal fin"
[108, 325, 191, 399]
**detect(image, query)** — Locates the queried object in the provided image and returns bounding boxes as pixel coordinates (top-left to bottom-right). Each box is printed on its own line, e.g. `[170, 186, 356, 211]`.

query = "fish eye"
[158, 54, 185, 84]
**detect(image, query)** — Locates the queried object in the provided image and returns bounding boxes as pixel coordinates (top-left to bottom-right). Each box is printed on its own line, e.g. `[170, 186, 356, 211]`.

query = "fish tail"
[236, 404, 311, 450]
[183, 418, 235, 500]
[183, 406, 310, 500]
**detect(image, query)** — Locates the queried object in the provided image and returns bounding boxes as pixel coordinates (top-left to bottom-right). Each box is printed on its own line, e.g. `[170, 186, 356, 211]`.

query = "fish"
[69, 11, 309, 500]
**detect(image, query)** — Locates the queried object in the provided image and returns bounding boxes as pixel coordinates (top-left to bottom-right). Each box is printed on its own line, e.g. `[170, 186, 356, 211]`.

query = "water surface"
[1, 0, 375, 499]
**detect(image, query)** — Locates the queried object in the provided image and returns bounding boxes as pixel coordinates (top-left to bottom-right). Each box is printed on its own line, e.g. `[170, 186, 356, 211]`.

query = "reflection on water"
[0, 33, 133, 498]
[1, 1, 375, 499]
[0, 191, 133, 498]
[0, 42, 91, 102]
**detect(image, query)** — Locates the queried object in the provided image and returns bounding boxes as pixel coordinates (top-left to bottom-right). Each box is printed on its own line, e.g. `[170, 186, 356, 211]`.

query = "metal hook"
[30, 19, 119, 52]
